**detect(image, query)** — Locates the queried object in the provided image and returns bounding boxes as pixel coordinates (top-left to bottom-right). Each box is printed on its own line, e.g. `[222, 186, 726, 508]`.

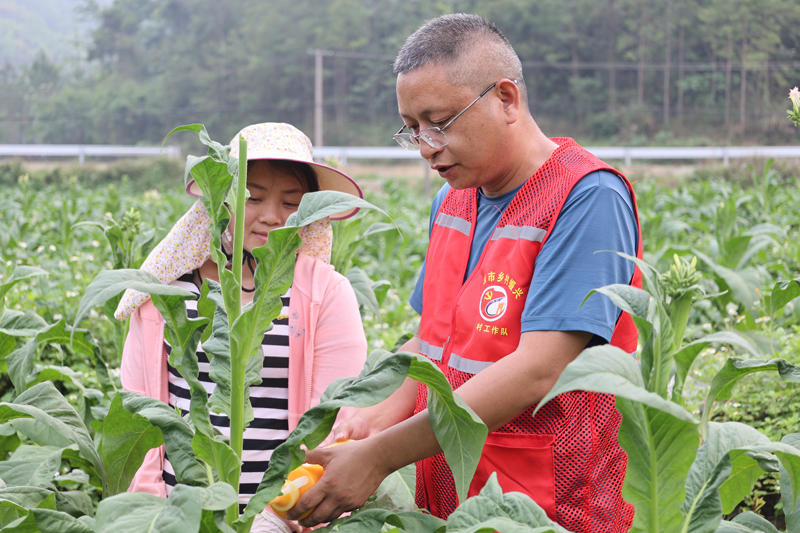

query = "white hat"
[186, 122, 362, 220]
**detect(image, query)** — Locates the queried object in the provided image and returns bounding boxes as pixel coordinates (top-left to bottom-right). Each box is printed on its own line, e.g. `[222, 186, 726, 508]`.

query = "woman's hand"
[332, 411, 380, 442]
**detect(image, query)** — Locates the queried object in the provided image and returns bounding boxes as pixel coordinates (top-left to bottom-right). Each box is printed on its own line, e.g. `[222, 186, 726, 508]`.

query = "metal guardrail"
[313, 145, 800, 166]
[0, 145, 181, 164]
[2, 144, 798, 167]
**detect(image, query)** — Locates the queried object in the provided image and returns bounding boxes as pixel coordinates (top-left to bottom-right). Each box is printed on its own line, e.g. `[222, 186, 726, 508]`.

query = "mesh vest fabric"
[414, 138, 640, 532]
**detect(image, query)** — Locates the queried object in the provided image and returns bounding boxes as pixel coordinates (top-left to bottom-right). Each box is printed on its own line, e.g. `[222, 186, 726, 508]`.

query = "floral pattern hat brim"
[114, 200, 333, 321]
[186, 122, 363, 220]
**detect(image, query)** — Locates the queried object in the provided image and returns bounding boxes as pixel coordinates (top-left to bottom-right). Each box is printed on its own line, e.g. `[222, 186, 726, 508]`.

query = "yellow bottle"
[268, 440, 351, 520]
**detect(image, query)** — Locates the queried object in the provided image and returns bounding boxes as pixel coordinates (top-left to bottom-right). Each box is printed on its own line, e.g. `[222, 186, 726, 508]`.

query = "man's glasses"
[393, 82, 498, 151]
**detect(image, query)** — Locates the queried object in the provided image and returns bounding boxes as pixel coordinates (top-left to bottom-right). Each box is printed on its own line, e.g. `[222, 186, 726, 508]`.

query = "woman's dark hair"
[247, 160, 319, 193]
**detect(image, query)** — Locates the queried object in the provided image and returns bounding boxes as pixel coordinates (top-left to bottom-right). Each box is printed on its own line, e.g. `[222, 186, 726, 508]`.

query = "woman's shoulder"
[293, 253, 350, 299]
[133, 297, 164, 323]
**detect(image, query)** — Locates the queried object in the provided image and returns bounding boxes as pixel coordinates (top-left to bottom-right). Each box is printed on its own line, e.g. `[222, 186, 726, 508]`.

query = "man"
[288, 14, 640, 532]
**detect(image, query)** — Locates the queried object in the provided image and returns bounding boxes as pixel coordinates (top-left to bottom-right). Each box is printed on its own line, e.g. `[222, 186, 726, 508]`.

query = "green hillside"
[0, 0, 90, 65]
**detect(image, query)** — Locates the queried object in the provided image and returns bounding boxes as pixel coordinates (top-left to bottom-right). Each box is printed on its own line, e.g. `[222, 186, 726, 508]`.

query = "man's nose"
[419, 138, 444, 161]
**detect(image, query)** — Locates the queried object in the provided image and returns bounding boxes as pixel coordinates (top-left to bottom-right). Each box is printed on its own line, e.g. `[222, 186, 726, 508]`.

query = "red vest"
[414, 139, 639, 533]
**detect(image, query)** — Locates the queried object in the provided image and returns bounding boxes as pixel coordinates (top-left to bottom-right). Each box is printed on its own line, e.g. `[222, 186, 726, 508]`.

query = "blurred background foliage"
[0, 0, 800, 148]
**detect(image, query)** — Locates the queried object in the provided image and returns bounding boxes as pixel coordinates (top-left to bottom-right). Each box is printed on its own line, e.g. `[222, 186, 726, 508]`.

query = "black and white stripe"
[162, 274, 291, 505]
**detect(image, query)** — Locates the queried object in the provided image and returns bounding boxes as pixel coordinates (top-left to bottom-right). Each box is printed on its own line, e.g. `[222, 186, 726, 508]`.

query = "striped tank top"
[163, 273, 291, 507]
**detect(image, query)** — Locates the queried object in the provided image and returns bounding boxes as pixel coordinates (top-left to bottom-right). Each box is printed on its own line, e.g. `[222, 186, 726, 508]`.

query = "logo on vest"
[479, 286, 508, 322]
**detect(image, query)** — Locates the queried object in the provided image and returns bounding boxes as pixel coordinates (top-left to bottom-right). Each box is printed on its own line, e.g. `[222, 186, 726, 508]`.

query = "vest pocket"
[468, 432, 557, 520]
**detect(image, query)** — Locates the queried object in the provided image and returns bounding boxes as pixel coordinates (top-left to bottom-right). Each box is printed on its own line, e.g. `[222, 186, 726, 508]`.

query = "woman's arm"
[308, 276, 369, 410]
[120, 304, 168, 497]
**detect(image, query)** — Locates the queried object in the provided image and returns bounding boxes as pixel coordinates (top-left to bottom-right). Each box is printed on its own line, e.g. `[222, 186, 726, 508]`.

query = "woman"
[115, 123, 368, 532]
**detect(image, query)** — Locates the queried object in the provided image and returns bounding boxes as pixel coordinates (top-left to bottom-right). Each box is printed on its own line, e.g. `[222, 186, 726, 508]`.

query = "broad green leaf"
[409, 356, 487, 503]
[200, 283, 234, 418]
[184, 154, 237, 319]
[5, 321, 99, 401]
[714, 520, 756, 532]
[60, 449, 102, 490]
[533, 345, 699, 533]
[191, 432, 241, 489]
[5, 382, 106, 494]
[582, 284, 653, 321]
[446, 473, 568, 533]
[581, 282, 664, 392]
[199, 510, 235, 533]
[720, 449, 778, 513]
[95, 487, 199, 533]
[0, 266, 48, 305]
[605, 251, 664, 300]
[739, 440, 800, 522]
[54, 470, 91, 487]
[0, 310, 48, 338]
[28, 508, 95, 533]
[120, 392, 207, 486]
[285, 191, 389, 228]
[780, 433, 800, 533]
[74, 269, 194, 336]
[0, 430, 20, 460]
[616, 399, 699, 533]
[693, 250, 759, 316]
[0, 445, 72, 488]
[376, 464, 416, 510]
[224, 227, 302, 427]
[346, 267, 380, 316]
[243, 350, 487, 524]
[702, 358, 800, 435]
[26, 365, 86, 392]
[162, 124, 230, 165]
[731, 512, 780, 533]
[771, 279, 800, 318]
[95, 482, 236, 533]
[316, 507, 445, 533]
[146, 290, 220, 483]
[99, 394, 164, 497]
[673, 332, 758, 401]
[0, 486, 54, 528]
[10, 419, 72, 449]
[54, 490, 94, 518]
[682, 422, 771, 532]
[533, 345, 697, 424]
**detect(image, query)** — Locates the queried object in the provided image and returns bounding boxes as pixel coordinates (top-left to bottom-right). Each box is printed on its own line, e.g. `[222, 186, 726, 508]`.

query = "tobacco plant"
[0, 125, 575, 533]
[534, 254, 800, 533]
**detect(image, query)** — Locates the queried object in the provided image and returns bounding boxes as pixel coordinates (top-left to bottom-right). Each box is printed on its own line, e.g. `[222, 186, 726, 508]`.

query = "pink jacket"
[121, 252, 368, 497]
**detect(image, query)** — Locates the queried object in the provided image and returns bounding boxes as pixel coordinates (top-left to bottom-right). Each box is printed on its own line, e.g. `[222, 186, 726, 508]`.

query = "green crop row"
[0, 156, 799, 531]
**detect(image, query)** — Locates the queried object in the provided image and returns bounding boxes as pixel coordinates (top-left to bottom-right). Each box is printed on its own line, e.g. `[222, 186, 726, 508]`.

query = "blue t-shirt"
[410, 170, 638, 344]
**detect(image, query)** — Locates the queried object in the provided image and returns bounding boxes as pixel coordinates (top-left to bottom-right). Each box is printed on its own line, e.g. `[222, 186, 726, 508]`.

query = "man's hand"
[286, 438, 392, 526]
[289, 329, 593, 526]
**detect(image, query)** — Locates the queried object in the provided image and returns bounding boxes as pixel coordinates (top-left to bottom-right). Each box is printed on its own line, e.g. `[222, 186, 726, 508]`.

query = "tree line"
[1, 0, 799, 148]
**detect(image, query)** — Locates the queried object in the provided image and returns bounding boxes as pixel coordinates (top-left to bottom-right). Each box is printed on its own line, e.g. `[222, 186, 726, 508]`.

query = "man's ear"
[497, 78, 521, 125]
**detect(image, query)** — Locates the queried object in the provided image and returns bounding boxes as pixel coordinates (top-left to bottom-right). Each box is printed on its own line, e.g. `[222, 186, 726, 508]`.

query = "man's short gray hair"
[394, 14, 527, 104]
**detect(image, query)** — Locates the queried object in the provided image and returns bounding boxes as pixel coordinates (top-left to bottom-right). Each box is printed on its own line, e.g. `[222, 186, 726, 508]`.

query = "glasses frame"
[393, 81, 499, 151]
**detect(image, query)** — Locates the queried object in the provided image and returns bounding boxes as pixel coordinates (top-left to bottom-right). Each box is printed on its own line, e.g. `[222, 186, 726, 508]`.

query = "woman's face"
[230, 160, 306, 252]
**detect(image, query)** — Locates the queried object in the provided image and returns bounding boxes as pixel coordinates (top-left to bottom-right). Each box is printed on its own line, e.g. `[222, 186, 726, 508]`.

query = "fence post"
[79, 146, 85, 165]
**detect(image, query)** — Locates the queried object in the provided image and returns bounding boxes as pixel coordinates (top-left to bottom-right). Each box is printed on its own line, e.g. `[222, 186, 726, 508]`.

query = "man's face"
[396, 65, 508, 191]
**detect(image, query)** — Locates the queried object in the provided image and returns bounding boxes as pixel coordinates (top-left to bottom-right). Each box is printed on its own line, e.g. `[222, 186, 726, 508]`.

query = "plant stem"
[226, 136, 248, 525]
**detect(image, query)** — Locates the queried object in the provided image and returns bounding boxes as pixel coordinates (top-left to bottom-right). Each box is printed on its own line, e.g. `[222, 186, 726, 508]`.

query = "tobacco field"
[0, 152, 799, 533]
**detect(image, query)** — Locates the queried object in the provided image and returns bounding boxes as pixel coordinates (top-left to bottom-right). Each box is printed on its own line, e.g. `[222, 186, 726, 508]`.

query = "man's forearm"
[371, 330, 592, 472]
[337, 332, 421, 436]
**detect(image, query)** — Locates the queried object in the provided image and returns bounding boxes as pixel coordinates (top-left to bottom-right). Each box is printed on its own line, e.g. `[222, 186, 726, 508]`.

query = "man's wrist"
[369, 410, 442, 474]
